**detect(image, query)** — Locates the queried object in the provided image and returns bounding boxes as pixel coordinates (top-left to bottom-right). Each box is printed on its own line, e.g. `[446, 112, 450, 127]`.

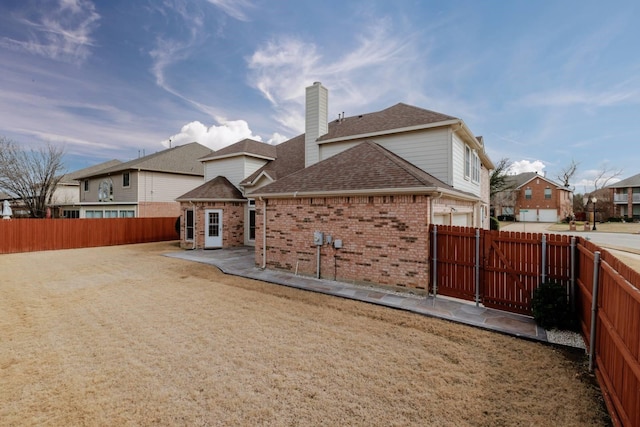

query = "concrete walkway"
[165, 247, 548, 343]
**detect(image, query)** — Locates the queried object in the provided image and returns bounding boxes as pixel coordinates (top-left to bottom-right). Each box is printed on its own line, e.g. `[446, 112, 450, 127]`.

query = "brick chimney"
[305, 82, 328, 168]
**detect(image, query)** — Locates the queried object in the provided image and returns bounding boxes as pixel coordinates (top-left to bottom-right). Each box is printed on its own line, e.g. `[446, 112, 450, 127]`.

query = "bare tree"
[0, 137, 66, 218]
[593, 164, 623, 190]
[556, 159, 579, 189]
[490, 157, 513, 197]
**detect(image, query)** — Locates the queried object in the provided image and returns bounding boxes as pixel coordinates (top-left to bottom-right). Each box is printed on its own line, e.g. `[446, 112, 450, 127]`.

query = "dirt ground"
[0, 242, 611, 426]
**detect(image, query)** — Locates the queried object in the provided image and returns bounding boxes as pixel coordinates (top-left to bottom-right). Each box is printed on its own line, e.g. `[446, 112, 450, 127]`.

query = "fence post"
[570, 237, 576, 313]
[431, 225, 438, 302]
[541, 234, 547, 285]
[589, 251, 601, 373]
[475, 228, 480, 307]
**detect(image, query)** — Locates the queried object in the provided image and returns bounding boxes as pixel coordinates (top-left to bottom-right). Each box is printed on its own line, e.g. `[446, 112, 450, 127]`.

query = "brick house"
[75, 142, 211, 218]
[177, 82, 494, 291]
[492, 172, 573, 222]
[609, 172, 640, 221]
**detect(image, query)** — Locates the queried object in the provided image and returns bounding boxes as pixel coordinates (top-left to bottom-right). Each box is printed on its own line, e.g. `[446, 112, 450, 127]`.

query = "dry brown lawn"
[0, 242, 610, 426]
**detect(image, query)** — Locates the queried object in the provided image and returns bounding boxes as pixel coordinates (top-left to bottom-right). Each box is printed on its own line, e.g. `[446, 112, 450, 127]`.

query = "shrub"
[490, 217, 500, 230]
[532, 282, 577, 330]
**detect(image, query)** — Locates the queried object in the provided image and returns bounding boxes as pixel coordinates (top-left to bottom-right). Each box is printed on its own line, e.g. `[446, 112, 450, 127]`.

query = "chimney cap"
[313, 81, 322, 85]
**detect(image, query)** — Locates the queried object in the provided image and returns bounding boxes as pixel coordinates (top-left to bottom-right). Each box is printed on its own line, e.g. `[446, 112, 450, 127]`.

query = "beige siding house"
[76, 142, 211, 218]
[177, 82, 494, 291]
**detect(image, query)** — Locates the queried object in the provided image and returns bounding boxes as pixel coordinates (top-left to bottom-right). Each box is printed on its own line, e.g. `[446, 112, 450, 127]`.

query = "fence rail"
[0, 217, 178, 254]
[430, 225, 640, 426]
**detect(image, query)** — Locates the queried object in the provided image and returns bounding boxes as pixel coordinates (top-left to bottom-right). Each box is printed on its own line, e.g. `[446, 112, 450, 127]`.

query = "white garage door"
[519, 209, 536, 222]
[432, 214, 449, 225]
[538, 209, 558, 223]
[452, 213, 470, 226]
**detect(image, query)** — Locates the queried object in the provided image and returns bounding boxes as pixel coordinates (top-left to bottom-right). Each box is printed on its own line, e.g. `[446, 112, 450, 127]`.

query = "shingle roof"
[317, 103, 458, 142]
[249, 141, 456, 196]
[201, 138, 276, 161]
[240, 134, 305, 185]
[78, 142, 212, 178]
[60, 159, 122, 184]
[607, 172, 640, 188]
[176, 176, 245, 201]
[509, 173, 566, 189]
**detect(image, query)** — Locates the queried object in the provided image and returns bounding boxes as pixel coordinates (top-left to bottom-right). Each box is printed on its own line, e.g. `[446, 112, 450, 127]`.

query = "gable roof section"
[607, 172, 640, 188]
[510, 173, 567, 190]
[241, 134, 305, 186]
[60, 159, 122, 184]
[200, 138, 277, 161]
[176, 176, 245, 201]
[250, 141, 466, 198]
[79, 142, 212, 179]
[317, 103, 458, 143]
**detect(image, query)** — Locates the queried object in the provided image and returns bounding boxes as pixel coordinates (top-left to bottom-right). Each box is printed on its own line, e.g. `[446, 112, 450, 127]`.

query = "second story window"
[83, 180, 89, 192]
[123, 172, 130, 187]
[464, 146, 471, 178]
[544, 188, 552, 199]
[525, 188, 532, 199]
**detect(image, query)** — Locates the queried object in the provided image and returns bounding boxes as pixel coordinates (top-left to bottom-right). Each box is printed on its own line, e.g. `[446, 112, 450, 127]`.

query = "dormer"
[199, 139, 277, 187]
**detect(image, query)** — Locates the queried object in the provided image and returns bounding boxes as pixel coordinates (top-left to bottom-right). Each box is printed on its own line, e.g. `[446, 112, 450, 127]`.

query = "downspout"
[190, 201, 196, 250]
[261, 197, 267, 269]
[430, 192, 443, 224]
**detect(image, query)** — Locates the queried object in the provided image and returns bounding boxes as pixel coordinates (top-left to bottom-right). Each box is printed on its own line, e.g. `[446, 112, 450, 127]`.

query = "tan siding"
[204, 157, 245, 187]
[116, 171, 138, 203]
[138, 171, 203, 202]
[244, 157, 269, 179]
[451, 133, 480, 196]
[319, 127, 452, 184]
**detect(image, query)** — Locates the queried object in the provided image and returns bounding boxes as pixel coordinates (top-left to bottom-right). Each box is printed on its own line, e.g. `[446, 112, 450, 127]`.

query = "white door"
[519, 209, 536, 222]
[205, 209, 223, 248]
[538, 209, 558, 223]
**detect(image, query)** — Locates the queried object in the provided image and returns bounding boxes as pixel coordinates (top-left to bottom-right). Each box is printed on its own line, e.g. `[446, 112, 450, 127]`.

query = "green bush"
[532, 282, 577, 330]
[490, 217, 500, 230]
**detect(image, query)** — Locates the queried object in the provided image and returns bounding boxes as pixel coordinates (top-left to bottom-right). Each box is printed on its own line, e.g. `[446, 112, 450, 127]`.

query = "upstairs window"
[544, 188, 552, 199]
[525, 188, 532, 199]
[83, 180, 89, 192]
[123, 172, 130, 188]
[464, 146, 471, 178]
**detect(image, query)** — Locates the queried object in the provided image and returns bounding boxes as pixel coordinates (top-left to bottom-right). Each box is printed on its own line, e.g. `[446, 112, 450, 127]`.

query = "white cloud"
[206, 0, 254, 21]
[509, 160, 546, 175]
[247, 20, 419, 134]
[266, 132, 288, 145]
[162, 120, 264, 151]
[0, 0, 100, 63]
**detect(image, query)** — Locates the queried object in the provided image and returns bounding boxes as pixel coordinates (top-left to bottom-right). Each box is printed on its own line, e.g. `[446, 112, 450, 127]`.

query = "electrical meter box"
[313, 231, 324, 246]
[333, 239, 343, 249]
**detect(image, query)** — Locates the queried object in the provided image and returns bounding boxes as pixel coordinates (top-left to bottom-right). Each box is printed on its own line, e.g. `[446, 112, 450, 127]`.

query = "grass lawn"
[0, 242, 611, 426]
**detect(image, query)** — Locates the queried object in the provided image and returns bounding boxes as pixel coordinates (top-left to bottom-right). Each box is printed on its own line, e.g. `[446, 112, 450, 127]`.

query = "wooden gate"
[431, 225, 573, 315]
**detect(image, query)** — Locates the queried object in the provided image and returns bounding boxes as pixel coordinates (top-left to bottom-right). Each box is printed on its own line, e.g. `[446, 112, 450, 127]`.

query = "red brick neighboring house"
[609, 172, 640, 221]
[176, 82, 494, 290]
[492, 172, 573, 222]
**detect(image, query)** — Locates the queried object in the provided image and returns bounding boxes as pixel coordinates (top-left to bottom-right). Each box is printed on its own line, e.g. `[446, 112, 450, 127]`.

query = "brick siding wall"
[179, 201, 245, 249]
[138, 201, 181, 217]
[255, 195, 430, 290]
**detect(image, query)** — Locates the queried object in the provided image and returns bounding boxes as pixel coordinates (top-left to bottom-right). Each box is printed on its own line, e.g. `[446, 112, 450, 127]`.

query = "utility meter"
[313, 231, 324, 246]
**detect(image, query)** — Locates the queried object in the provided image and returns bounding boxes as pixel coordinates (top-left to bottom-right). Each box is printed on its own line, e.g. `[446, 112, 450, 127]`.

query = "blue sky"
[0, 0, 638, 192]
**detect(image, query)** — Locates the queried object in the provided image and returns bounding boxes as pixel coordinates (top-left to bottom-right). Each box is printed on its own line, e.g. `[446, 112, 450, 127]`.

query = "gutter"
[250, 186, 480, 202]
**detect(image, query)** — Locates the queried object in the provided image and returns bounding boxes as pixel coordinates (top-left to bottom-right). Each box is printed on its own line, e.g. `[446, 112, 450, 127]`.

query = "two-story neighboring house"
[76, 142, 212, 218]
[52, 159, 122, 218]
[492, 172, 573, 222]
[609, 172, 640, 220]
[177, 82, 494, 291]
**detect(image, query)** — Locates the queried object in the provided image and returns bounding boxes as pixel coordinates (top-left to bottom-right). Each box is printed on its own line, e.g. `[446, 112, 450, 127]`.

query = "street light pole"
[591, 196, 597, 231]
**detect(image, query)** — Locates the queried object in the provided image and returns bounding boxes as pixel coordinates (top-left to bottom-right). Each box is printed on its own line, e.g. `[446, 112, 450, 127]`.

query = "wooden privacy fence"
[430, 225, 574, 315]
[431, 224, 640, 427]
[0, 217, 178, 254]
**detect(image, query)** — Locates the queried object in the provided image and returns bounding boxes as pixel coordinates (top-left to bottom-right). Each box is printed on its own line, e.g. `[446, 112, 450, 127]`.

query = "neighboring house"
[492, 172, 573, 222]
[53, 159, 122, 218]
[76, 142, 212, 218]
[609, 172, 640, 220]
[177, 82, 494, 291]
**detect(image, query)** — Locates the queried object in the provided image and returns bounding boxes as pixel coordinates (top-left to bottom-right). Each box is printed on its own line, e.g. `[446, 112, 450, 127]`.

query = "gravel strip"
[546, 329, 586, 349]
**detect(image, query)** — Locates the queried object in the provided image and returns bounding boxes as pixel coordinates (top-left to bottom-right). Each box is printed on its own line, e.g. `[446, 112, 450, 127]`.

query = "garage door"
[538, 209, 558, 223]
[519, 209, 536, 222]
[432, 214, 449, 225]
[452, 213, 470, 226]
